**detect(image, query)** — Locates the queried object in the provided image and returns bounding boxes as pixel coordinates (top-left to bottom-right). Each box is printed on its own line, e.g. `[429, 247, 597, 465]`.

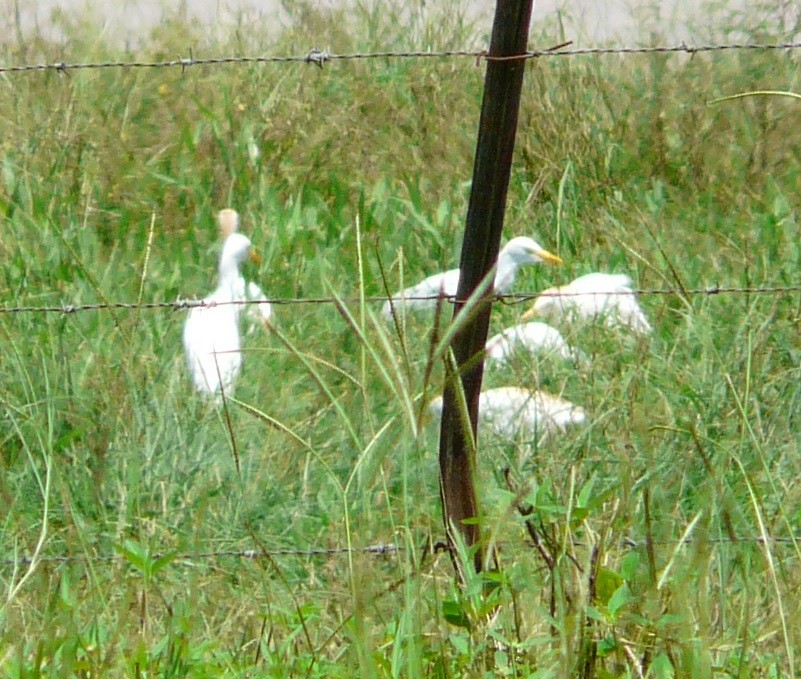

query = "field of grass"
[1, 0, 801, 675]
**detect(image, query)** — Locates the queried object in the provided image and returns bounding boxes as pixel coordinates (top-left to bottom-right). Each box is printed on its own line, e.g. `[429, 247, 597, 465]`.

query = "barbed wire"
[3, 533, 798, 568]
[3, 543, 405, 567]
[0, 283, 799, 316]
[2, 40, 801, 75]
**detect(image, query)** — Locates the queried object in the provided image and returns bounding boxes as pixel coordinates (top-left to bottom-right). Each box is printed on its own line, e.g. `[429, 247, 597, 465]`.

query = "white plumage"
[217, 208, 273, 332]
[183, 232, 255, 397]
[485, 321, 584, 365]
[428, 387, 586, 442]
[240, 280, 273, 334]
[382, 236, 562, 320]
[522, 272, 652, 335]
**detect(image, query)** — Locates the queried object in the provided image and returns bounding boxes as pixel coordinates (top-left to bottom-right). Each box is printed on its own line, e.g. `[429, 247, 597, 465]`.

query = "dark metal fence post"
[438, 0, 534, 574]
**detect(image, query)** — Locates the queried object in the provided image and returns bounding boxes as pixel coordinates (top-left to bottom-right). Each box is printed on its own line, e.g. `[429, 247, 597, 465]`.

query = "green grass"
[1, 0, 801, 675]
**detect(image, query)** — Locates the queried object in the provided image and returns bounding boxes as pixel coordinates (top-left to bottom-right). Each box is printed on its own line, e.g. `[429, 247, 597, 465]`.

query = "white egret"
[428, 387, 586, 442]
[485, 321, 585, 366]
[382, 236, 562, 320]
[183, 232, 257, 397]
[521, 272, 652, 335]
[217, 208, 273, 332]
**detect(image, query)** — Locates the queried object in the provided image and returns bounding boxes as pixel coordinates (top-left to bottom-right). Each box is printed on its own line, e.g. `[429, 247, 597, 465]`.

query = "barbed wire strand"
[2, 41, 801, 75]
[3, 543, 404, 567]
[3, 534, 798, 568]
[1, 283, 799, 316]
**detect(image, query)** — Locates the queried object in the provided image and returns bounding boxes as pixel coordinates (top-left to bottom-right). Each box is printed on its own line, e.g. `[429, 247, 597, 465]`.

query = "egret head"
[554, 403, 587, 429]
[520, 287, 560, 322]
[217, 209, 240, 238]
[501, 236, 563, 266]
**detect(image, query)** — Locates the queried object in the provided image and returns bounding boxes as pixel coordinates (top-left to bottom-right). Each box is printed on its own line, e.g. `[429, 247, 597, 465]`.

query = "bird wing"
[382, 268, 461, 319]
[570, 272, 634, 293]
[245, 281, 273, 323]
[487, 322, 572, 363]
[533, 392, 587, 430]
[612, 292, 652, 335]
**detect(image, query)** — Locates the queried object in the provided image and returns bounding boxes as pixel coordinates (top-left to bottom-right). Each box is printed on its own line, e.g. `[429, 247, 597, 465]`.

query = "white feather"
[485, 321, 585, 365]
[523, 272, 652, 335]
[428, 387, 586, 443]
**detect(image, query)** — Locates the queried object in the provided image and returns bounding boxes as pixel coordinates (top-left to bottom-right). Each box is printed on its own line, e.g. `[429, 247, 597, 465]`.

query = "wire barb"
[179, 48, 195, 74]
[304, 48, 330, 69]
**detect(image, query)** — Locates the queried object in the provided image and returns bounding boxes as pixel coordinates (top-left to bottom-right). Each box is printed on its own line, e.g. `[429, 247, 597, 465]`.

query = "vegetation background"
[1, 0, 800, 675]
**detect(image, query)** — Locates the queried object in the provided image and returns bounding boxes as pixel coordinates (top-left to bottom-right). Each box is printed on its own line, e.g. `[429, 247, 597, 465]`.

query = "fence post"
[438, 0, 534, 575]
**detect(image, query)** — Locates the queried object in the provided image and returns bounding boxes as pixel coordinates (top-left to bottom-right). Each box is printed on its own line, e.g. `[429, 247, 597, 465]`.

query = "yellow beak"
[536, 248, 563, 265]
[520, 306, 538, 322]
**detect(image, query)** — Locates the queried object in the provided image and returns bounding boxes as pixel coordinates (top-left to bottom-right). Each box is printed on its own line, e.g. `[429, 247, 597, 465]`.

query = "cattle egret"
[183, 232, 257, 397]
[485, 321, 585, 365]
[428, 387, 586, 442]
[522, 272, 652, 335]
[217, 208, 273, 331]
[382, 236, 562, 320]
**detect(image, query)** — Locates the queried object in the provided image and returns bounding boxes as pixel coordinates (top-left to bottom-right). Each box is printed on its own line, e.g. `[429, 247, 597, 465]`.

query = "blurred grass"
[1, 0, 801, 675]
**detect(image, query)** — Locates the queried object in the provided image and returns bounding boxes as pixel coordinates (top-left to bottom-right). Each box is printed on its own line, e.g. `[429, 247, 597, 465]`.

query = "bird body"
[485, 321, 584, 365]
[522, 272, 652, 335]
[183, 233, 255, 397]
[428, 387, 586, 442]
[382, 236, 562, 320]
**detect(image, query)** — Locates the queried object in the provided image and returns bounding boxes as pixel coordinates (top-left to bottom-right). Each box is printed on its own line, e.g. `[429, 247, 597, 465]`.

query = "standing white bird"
[485, 321, 585, 365]
[382, 236, 562, 320]
[183, 232, 257, 397]
[428, 387, 586, 443]
[521, 272, 652, 335]
[217, 208, 273, 331]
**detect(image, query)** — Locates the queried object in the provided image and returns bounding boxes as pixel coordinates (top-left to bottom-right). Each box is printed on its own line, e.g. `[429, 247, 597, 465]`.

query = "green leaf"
[620, 551, 640, 581]
[585, 605, 606, 623]
[569, 506, 589, 522]
[59, 571, 75, 609]
[595, 567, 624, 606]
[435, 199, 450, 229]
[151, 550, 178, 575]
[577, 476, 595, 508]
[647, 652, 675, 678]
[114, 540, 148, 573]
[608, 583, 635, 620]
[596, 635, 617, 657]
[442, 600, 472, 631]
[449, 631, 470, 655]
